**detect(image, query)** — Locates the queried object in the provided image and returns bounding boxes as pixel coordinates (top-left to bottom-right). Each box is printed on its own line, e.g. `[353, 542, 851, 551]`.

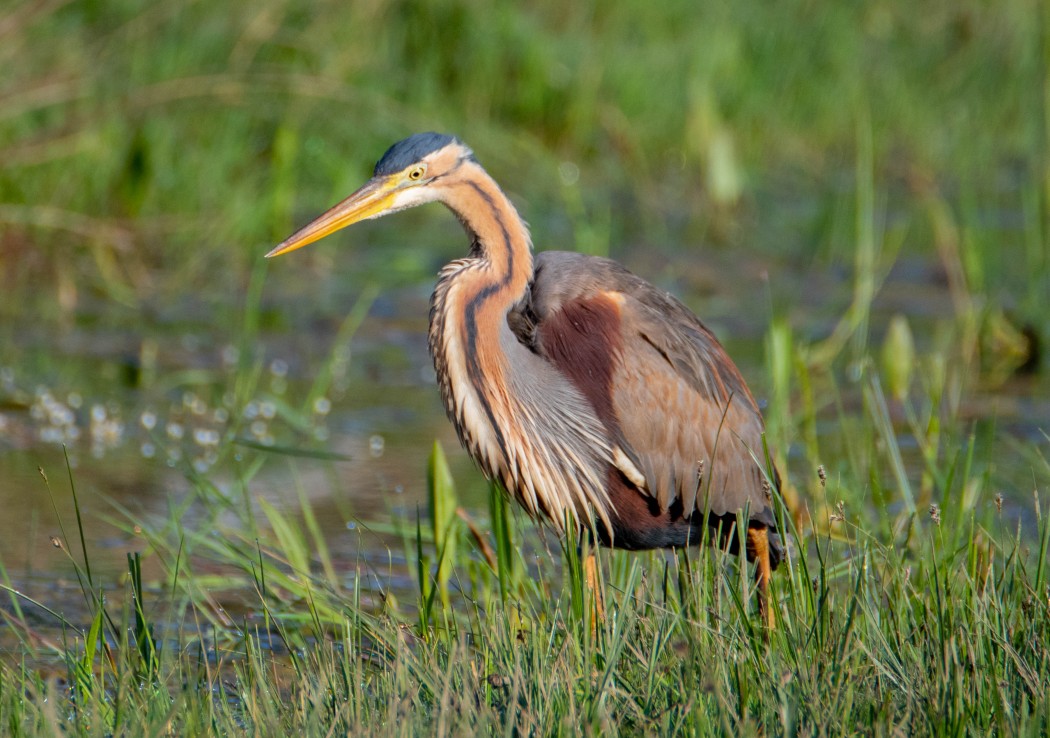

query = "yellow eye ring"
[408, 166, 426, 181]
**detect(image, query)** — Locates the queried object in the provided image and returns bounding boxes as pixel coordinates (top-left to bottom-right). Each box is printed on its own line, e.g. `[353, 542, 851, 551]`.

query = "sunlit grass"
[4, 289, 1050, 733]
[2, 395, 1048, 734]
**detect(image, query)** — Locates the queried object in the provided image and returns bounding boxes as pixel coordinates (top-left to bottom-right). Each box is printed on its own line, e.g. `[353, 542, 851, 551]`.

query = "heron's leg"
[582, 548, 605, 626]
[747, 526, 775, 630]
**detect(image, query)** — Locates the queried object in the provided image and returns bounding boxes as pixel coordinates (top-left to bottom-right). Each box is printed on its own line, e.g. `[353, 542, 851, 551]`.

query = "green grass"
[2, 0, 1050, 734]
[3, 306, 1050, 734]
[1, 393, 1048, 735]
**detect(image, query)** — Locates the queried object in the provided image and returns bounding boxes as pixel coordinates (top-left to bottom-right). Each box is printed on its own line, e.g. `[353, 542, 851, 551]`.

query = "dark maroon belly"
[593, 467, 783, 567]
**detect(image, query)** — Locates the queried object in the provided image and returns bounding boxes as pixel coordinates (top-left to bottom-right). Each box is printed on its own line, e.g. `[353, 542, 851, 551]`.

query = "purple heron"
[268, 133, 783, 627]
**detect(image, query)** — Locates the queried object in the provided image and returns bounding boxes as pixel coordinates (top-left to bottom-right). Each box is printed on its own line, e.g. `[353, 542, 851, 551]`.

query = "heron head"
[267, 132, 474, 258]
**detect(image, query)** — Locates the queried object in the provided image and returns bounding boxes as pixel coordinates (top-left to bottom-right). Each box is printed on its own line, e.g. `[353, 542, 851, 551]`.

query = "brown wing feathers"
[535, 292, 624, 432]
[523, 251, 779, 548]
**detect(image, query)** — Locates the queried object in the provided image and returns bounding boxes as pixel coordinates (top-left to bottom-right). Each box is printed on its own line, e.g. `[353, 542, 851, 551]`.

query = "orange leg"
[583, 549, 605, 627]
[747, 526, 775, 630]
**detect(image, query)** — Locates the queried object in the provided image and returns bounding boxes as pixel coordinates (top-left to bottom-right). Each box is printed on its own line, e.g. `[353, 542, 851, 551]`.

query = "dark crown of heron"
[374, 132, 463, 176]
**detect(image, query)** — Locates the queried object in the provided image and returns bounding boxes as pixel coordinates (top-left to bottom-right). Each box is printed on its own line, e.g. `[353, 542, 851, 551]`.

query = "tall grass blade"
[427, 441, 458, 612]
[489, 481, 517, 606]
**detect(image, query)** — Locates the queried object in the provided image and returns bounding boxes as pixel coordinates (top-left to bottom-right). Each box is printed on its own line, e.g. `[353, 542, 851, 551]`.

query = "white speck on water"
[194, 428, 220, 446]
[369, 435, 385, 457]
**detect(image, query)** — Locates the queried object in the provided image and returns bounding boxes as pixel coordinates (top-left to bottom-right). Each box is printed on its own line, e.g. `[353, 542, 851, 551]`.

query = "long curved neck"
[428, 163, 534, 482]
[442, 162, 533, 296]
[428, 162, 615, 533]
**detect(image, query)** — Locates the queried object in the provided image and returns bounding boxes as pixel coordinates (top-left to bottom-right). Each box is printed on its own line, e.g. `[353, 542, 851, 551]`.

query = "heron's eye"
[408, 166, 426, 181]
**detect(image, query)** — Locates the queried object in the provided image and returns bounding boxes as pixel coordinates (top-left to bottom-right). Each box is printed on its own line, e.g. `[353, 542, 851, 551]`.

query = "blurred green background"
[3, 0, 1046, 317]
[1, 0, 1047, 566]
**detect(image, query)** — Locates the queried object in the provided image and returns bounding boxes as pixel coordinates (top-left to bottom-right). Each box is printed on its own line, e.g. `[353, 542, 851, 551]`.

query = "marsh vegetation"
[1, 0, 1048, 733]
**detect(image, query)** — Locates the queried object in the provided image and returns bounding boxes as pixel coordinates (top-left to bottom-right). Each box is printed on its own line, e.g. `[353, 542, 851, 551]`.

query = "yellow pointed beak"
[266, 177, 397, 258]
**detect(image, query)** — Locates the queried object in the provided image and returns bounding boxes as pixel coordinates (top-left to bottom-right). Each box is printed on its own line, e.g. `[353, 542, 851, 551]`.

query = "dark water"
[0, 238, 1047, 646]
